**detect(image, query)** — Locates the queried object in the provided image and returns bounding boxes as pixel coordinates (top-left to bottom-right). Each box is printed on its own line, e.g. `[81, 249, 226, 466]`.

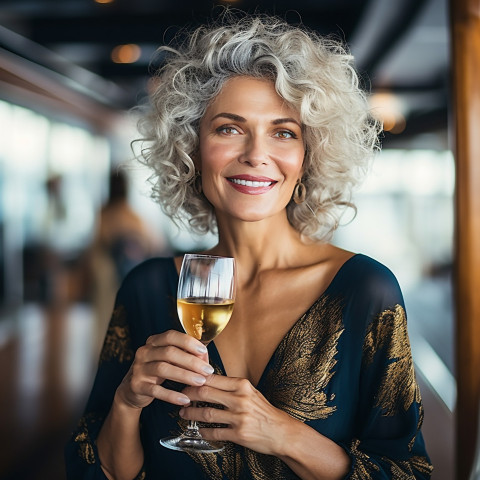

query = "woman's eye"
[275, 130, 297, 139]
[217, 126, 240, 135]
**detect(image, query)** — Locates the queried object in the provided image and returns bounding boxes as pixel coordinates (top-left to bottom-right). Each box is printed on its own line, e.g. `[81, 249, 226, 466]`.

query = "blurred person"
[28, 174, 68, 306]
[88, 169, 162, 356]
[66, 13, 432, 479]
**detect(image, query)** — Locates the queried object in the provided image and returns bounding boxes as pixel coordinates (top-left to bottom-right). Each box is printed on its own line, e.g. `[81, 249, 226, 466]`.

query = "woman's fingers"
[179, 376, 289, 455]
[146, 330, 208, 357]
[117, 330, 213, 408]
[183, 376, 255, 406]
[139, 383, 191, 406]
[141, 361, 210, 388]
[138, 330, 213, 378]
[137, 344, 214, 379]
[181, 379, 261, 422]
[198, 425, 236, 444]
[179, 402, 230, 425]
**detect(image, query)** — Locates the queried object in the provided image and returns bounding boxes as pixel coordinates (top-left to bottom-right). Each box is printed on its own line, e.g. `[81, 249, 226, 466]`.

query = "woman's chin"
[217, 208, 288, 225]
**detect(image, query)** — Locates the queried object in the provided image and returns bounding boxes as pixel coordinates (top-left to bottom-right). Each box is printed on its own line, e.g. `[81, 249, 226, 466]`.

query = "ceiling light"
[111, 44, 141, 64]
[369, 92, 406, 135]
[94, 0, 115, 4]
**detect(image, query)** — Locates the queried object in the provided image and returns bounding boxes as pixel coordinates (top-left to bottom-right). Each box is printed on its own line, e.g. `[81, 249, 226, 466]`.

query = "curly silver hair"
[135, 13, 381, 241]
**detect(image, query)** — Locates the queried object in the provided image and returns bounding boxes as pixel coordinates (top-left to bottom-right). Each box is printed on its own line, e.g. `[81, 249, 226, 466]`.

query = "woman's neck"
[206, 213, 313, 285]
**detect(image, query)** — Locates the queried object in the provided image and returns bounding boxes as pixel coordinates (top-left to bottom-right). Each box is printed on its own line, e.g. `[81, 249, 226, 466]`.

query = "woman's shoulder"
[110, 257, 179, 349]
[304, 244, 398, 287]
[344, 253, 398, 282]
[329, 253, 404, 306]
[119, 256, 178, 293]
[127, 255, 175, 274]
[338, 253, 397, 279]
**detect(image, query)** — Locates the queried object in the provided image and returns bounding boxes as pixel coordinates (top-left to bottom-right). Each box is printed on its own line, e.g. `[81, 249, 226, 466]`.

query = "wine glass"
[160, 254, 236, 453]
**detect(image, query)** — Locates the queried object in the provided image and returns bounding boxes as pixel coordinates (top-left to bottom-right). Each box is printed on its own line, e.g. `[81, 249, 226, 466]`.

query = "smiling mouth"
[228, 178, 275, 187]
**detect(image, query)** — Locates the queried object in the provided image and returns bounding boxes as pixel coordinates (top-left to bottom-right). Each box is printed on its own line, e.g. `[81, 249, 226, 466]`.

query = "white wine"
[177, 297, 234, 344]
[161, 255, 235, 453]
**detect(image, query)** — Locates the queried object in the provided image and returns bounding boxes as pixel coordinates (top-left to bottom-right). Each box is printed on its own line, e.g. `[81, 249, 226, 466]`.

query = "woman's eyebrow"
[272, 118, 302, 127]
[210, 113, 301, 128]
[211, 112, 246, 122]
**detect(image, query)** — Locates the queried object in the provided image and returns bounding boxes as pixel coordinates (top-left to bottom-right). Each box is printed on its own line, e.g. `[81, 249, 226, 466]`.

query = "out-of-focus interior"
[0, 0, 460, 478]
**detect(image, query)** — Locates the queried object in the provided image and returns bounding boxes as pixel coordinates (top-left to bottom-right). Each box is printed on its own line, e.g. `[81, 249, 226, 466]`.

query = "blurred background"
[0, 0, 454, 478]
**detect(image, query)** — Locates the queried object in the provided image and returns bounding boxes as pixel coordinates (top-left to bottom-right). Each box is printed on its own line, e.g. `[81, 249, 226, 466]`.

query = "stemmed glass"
[160, 254, 236, 453]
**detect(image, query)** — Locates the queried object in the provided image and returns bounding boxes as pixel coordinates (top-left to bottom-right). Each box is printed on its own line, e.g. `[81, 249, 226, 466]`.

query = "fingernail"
[202, 365, 214, 375]
[177, 396, 190, 405]
[196, 345, 208, 354]
[179, 408, 185, 416]
[193, 375, 206, 385]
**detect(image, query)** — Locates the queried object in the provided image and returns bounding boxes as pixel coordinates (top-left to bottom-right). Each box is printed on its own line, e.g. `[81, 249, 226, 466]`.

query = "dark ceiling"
[0, 0, 450, 139]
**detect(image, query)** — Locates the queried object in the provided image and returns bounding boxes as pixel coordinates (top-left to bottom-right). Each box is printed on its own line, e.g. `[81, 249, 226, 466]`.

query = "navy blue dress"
[65, 254, 432, 479]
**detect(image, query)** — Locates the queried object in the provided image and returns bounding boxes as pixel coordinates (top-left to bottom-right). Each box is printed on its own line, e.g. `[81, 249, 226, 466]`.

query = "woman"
[66, 14, 432, 480]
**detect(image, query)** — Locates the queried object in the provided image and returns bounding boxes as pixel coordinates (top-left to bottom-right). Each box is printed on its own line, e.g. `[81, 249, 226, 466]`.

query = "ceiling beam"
[25, 9, 364, 45]
[0, 24, 130, 108]
[350, 0, 431, 74]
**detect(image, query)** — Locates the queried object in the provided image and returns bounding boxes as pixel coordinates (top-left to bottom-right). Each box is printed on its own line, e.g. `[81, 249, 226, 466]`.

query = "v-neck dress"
[65, 254, 433, 479]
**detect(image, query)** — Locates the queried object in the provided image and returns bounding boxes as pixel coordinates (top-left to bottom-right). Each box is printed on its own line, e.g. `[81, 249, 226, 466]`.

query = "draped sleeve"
[64, 258, 178, 480]
[342, 257, 433, 479]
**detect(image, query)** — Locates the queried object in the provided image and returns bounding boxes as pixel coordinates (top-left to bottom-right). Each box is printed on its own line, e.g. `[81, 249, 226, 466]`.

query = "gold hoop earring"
[293, 180, 306, 204]
[193, 172, 202, 195]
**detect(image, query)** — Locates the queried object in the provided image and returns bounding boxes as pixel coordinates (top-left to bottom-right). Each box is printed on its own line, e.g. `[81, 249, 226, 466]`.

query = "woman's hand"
[180, 375, 296, 456]
[115, 329, 215, 409]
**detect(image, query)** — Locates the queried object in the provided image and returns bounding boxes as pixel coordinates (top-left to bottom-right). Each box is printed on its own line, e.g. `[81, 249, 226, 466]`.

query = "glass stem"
[185, 401, 200, 436]
[184, 340, 208, 437]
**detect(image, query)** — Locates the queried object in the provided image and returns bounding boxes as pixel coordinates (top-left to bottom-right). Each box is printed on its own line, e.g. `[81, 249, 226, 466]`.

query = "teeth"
[230, 178, 273, 187]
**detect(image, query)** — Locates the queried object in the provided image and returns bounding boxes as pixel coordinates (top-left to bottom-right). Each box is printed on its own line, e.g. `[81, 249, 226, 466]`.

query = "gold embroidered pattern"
[186, 295, 344, 479]
[100, 305, 134, 364]
[263, 295, 344, 421]
[410, 455, 434, 475]
[350, 439, 380, 479]
[187, 443, 299, 480]
[244, 449, 299, 480]
[75, 411, 147, 477]
[363, 305, 420, 416]
[74, 414, 98, 465]
[383, 455, 433, 478]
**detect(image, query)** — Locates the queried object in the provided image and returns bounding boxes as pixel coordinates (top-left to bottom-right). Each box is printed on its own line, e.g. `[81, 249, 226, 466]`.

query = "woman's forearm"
[275, 416, 350, 480]
[96, 392, 144, 480]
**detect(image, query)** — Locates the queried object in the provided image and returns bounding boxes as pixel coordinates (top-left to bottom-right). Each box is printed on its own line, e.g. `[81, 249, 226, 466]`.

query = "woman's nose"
[238, 134, 269, 167]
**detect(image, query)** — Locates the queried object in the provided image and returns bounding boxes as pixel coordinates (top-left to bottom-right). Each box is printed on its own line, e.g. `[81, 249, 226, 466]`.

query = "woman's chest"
[211, 292, 360, 431]
[213, 281, 322, 386]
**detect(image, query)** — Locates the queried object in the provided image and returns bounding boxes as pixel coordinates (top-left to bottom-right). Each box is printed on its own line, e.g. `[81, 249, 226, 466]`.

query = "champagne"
[177, 297, 234, 344]
[161, 255, 235, 453]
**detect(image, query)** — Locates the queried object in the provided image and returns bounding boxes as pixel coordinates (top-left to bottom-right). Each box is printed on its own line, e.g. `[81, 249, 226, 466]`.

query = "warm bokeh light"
[111, 44, 141, 64]
[94, 0, 115, 4]
[369, 92, 407, 135]
[389, 113, 406, 134]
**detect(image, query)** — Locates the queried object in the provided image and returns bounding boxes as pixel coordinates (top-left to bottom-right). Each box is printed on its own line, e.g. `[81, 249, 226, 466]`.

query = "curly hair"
[135, 12, 381, 241]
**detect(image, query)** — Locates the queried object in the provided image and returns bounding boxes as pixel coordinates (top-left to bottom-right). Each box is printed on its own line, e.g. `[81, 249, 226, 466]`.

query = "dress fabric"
[65, 254, 433, 479]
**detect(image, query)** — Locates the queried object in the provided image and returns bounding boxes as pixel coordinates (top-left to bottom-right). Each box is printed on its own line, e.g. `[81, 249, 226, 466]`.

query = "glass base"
[160, 431, 224, 453]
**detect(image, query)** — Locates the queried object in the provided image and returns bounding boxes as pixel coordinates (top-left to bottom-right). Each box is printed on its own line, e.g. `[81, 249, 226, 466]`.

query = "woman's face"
[198, 76, 305, 224]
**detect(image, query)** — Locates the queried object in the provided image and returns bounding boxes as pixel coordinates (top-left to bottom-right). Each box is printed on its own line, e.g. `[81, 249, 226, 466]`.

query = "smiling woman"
[134, 13, 379, 241]
[197, 76, 305, 225]
[66, 12, 432, 480]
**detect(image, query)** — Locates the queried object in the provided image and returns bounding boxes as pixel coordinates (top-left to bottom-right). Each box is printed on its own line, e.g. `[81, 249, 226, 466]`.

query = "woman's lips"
[226, 175, 277, 195]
